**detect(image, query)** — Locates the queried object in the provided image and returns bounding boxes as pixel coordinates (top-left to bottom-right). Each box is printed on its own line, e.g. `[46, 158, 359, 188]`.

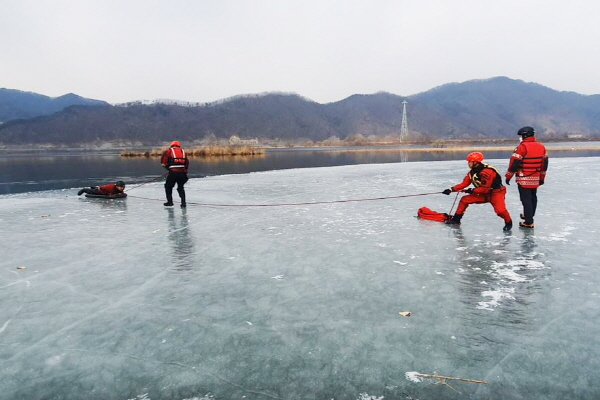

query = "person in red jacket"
[505, 126, 548, 228]
[77, 181, 126, 197]
[443, 152, 513, 231]
[161, 140, 189, 207]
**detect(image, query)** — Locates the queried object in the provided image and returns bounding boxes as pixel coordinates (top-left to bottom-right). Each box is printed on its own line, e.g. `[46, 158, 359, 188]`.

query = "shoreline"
[120, 144, 600, 157]
[315, 145, 600, 153]
[2, 143, 600, 156]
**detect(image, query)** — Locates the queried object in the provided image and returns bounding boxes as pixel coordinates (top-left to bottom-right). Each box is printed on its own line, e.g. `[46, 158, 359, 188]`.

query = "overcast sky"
[2, 0, 599, 104]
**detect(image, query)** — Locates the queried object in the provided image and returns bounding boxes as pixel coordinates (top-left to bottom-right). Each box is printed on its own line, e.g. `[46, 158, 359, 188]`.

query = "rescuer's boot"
[446, 213, 463, 225]
[519, 222, 534, 229]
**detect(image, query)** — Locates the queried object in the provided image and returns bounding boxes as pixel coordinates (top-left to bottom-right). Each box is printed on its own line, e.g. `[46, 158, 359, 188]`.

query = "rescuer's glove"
[442, 188, 452, 195]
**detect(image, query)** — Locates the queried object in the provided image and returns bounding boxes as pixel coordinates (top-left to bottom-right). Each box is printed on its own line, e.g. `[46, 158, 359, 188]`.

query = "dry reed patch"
[121, 146, 265, 157]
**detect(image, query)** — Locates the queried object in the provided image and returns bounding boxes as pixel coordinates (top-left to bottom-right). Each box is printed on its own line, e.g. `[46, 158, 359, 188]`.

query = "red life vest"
[167, 147, 187, 170]
[515, 141, 547, 187]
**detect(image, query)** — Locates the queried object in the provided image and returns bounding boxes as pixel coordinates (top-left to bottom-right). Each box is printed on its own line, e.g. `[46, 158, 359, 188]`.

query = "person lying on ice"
[442, 152, 513, 231]
[77, 181, 126, 197]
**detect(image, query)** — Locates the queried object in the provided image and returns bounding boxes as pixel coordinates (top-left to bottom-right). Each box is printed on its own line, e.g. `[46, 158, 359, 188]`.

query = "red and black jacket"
[505, 137, 548, 188]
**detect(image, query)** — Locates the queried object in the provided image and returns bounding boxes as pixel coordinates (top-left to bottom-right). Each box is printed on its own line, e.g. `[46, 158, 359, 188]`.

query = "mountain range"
[1, 77, 599, 146]
[0, 89, 109, 123]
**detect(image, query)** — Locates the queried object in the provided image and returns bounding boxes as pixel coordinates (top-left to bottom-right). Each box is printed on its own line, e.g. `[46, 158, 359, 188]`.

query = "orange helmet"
[170, 141, 181, 147]
[466, 152, 484, 162]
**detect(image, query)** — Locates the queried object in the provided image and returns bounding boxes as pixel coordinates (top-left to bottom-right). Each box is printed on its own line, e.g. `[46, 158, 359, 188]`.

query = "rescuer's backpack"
[417, 207, 449, 222]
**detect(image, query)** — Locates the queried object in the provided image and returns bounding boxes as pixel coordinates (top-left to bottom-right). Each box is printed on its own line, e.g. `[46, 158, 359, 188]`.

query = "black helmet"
[116, 180, 126, 187]
[517, 126, 535, 138]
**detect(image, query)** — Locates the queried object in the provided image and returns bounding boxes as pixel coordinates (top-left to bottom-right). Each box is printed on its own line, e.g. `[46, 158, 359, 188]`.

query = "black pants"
[518, 184, 538, 224]
[165, 172, 188, 204]
[80, 187, 102, 195]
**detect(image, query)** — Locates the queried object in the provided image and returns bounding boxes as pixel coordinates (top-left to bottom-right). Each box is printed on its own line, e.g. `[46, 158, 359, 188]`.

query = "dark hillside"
[1, 77, 599, 145]
[410, 77, 600, 137]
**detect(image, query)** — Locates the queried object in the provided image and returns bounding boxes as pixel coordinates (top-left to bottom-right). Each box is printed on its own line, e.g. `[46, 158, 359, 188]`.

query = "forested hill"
[1, 77, 599, 145]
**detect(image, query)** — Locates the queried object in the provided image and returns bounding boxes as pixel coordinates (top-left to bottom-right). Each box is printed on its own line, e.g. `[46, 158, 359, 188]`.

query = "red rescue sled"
[417, 206, 449, 222]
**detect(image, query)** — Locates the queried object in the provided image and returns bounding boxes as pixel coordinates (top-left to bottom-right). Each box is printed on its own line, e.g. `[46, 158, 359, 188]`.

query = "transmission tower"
[400, 101, 408, 141]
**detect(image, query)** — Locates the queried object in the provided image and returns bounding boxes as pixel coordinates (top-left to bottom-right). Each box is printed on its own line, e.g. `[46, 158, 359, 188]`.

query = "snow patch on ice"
[491, 259, 546, 283]
[477, 287, 516, 310]
[494, 266, 528, 283]
[357, 393, 384, 400]
[127, 394, 216, 400]
[466, 256, 483, 261]
[127, 394, 150, 400]
[405, 371, 424, 382]
[544, 226, 574, 242]
[473, 257, 547, 309]
[184, 396, 215, 400]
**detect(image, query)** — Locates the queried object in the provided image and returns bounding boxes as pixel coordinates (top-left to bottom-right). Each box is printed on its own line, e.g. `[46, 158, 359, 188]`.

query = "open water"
[2, 144, 599, 194]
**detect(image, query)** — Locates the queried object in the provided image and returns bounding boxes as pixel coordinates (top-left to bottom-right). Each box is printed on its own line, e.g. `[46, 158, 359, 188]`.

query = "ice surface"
[1, 157, 600, 400]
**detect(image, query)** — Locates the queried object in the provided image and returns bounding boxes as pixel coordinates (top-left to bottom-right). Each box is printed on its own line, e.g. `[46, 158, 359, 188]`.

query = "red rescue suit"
[505, 137, 548, 188]
[451, 163, 511, 223]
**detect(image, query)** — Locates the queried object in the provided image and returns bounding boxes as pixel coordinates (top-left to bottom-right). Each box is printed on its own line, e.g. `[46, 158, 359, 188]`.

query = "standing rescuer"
[443, 152, 513, 231]
[505, 126, 548, 229]
[161, 140, 189, 207]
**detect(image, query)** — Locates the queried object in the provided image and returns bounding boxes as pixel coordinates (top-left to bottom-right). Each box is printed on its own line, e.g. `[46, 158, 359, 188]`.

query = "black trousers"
[81, 187, 102, 195]
[165, 172, 188, 204]
[518, 184, 538, 224]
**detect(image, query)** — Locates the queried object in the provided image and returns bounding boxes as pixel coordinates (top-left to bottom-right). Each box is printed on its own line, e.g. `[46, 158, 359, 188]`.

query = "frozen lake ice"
[1, 157, 599, 400]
